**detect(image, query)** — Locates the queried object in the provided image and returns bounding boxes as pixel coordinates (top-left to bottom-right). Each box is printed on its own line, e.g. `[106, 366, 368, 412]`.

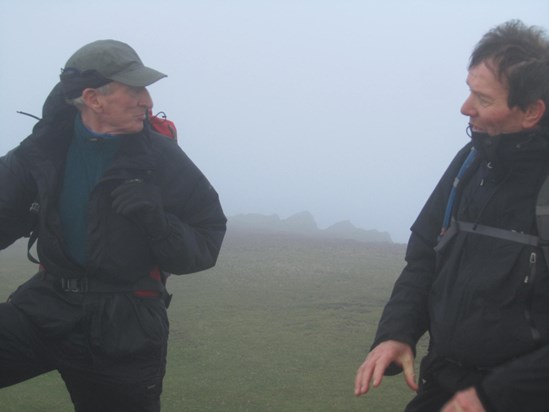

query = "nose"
[460, 94, 476, 117]
[138, 88, 153, 109]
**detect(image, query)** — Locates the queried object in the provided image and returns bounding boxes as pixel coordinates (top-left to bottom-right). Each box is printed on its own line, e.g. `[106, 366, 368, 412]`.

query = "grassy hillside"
[0, 231, 424, 411]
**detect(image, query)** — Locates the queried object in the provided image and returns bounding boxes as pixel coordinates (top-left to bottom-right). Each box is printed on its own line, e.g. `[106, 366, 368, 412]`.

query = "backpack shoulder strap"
[27, 229, 40, 264]
[27, 201, 40, 264]
[439, 146, 478, 238]
[435, 150, 549, 253]
[436, 171, 549, 254]
[536, 174, 549, 263]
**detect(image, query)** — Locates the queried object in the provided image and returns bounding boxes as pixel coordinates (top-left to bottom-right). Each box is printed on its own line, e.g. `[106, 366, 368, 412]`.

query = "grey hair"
[65, 83, 113, 108]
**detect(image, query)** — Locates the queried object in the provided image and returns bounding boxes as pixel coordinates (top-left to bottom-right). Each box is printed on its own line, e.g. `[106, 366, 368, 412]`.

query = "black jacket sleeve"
[477, 343, 549, 412]
[142, 137, 227, 275]
[0, 150, 37, 250]
[150, 175, 226, 275]
[371, 144, 473, 373]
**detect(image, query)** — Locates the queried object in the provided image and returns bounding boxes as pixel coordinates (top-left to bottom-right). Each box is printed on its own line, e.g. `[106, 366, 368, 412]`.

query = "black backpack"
[435, 146, 549, 267]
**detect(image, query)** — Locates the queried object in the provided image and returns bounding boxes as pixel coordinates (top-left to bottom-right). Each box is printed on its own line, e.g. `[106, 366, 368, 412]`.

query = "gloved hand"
[111, 179, 169, 239]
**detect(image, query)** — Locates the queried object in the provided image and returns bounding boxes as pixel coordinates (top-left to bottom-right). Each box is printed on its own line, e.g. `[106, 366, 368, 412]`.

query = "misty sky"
[1, 1, 548, 243]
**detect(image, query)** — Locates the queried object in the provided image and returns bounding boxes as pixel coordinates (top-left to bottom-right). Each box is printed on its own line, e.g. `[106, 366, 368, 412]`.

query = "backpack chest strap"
[457, 221, 539, 246]
[435, 219, 539, 252]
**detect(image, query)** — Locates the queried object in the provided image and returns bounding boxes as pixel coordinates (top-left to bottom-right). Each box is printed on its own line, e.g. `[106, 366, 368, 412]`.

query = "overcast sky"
[1, 1, 548, 243]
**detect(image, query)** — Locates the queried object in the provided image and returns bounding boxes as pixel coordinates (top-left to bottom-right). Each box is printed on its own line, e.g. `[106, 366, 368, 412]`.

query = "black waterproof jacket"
[0, 83, 227, 287]
[373, 127, 549, 411]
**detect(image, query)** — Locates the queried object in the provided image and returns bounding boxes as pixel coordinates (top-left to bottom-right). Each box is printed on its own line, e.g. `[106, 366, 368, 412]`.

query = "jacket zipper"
[524, 251, 541, 342]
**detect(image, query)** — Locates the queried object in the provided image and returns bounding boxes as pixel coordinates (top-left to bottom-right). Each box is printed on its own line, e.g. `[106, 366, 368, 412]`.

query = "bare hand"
[354, 340, 417, 396]
[441, 388, 486, 412]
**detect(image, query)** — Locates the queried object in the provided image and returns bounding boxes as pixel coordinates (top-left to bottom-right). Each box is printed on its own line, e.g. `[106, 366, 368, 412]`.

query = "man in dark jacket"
[0, 40, 226, 412]
[355, 20, 549, 412]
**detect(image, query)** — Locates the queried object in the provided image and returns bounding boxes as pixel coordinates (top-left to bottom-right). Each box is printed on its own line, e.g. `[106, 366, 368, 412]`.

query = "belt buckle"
[61, 277, 88, 293]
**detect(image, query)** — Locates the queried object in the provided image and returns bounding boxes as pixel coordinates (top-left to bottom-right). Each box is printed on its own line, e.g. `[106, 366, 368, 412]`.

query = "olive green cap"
[62, 39, 166, 90]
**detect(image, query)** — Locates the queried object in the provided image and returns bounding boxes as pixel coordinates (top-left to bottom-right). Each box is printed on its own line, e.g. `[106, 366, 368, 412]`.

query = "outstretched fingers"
[354, 340, 417, 397]
[401, 351, 418, 392]
[354, 351, 390, 396]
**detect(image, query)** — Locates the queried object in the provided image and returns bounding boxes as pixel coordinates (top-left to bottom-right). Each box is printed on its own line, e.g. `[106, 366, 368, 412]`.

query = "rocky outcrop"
[229, 212, 392, 243]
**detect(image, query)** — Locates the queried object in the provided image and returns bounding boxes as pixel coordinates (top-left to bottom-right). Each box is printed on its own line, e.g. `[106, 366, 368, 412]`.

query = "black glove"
[111, 179, 169, 239]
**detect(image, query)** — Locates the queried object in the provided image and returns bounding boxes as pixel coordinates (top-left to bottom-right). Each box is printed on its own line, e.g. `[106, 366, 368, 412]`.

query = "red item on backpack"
[148, 110, 177, 140]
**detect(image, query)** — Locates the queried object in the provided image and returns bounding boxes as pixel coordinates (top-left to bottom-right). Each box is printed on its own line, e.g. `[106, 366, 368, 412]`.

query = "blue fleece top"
[58, 115, 121, 266]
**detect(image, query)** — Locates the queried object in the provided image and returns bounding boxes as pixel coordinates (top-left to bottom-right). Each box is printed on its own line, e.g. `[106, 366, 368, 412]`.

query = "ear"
[81, 88, 103, 112]
[522, 99, 546, 129]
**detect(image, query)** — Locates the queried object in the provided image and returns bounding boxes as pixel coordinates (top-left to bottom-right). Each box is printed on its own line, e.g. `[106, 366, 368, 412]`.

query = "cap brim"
[109, 66, 167, 87]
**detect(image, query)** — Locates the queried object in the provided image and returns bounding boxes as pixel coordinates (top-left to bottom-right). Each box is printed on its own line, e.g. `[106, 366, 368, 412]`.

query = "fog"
[1, 1, 548, 243]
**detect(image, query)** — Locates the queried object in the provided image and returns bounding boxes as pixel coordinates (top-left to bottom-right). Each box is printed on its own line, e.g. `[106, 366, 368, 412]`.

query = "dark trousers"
[0, 273, 169, 412]
[404, 378, 453, 412]
[404, 352, 489, 412]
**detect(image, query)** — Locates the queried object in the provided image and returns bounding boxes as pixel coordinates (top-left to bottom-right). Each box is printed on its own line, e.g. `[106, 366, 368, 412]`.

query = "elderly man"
[0, 40, 226, 412]
[355, 20, 549, 412]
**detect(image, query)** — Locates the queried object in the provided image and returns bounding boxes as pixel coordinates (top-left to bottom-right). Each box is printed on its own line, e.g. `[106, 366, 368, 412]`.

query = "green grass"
[0, 230, 424, 411]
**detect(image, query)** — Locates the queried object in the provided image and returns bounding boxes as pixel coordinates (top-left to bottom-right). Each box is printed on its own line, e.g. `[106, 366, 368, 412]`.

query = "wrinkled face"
[460, 60, 529, 136]
[95, 82, 153, 135]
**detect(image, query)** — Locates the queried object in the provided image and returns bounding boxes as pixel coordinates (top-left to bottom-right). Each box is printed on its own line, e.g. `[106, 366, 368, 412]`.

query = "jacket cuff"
[475, 384, 497, 412]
